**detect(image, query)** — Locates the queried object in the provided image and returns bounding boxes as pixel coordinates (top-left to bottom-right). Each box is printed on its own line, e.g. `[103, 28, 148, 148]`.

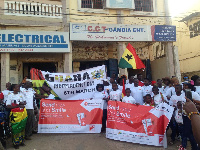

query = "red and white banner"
[39, 99, 103, 133]
[106, 101, 174, 146]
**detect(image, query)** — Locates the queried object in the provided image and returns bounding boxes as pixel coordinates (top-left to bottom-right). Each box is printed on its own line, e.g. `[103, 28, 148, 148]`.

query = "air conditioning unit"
[105, 0, 135, 9]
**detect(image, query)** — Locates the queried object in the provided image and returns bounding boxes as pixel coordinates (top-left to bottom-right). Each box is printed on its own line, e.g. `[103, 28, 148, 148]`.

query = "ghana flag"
[119, 43, 146, 69]
[10, 108, 28, 134]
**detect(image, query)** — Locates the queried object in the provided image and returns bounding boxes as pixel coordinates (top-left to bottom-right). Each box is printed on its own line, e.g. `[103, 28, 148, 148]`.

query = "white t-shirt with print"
[143, 85, 153, 97]
[2, 90, 13, 103]
[158, 86, 165, 94]
[152, 93, 167, 106]
[109, 90, 122, 101]
[169, 94, 186, 107]
[126, 83, 134, 89]
[92, 91, 108, 109]
[122, 96, 136, 104]
[6, 93, 25, 106]
[22, 88, 35, 109]
[131, 86, 144, 105]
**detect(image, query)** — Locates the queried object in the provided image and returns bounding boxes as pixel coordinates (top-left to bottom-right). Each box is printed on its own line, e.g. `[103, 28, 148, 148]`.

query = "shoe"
[14, 145, 19, 149]
[25, 137, 31, 140]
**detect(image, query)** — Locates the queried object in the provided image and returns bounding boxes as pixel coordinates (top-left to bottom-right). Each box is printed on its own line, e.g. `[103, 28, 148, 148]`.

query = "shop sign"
[0, 30, 70, 52]
[70, 23, 176, 42]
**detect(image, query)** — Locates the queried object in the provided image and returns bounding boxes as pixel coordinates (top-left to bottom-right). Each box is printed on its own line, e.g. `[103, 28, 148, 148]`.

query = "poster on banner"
[30, 65, 106, 100]
[106, 101, 174, 147]
[39, 99, 104, 133]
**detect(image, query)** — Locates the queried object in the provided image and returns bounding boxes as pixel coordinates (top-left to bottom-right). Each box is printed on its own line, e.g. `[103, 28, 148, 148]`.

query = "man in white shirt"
[22, 81, 35, 140]
[143, 78, 153, 97]
[157, 79, 164, 94]
[131, 78, 144, 105]
[126, 76, 134, 89]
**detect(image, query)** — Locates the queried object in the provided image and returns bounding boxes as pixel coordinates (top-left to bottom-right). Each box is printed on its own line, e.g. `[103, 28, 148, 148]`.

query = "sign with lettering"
[39, 99, 103, 133]
[0, 30, 70, 52]
[70, 23, 176, 42]
[106, 101, 174, 147]
[70, 23, 152, 41]
[151, 25, 176, 41]
[30, 65, 106, 100]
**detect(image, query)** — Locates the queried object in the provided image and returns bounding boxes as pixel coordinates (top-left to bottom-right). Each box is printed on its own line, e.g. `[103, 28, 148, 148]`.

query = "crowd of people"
[0, 73, 200, 149]
[92, 74, 200, 150]
[0, 77, 52, 149]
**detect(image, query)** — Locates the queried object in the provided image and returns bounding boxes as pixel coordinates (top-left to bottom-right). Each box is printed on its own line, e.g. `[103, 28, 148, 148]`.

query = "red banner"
[39, 99, 103, 133]
[106, 101, 174, 146]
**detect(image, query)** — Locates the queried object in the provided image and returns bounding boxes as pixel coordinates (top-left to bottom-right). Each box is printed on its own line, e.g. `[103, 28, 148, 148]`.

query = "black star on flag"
[125, 54, 133, 61]
[10, 113, 16, 122]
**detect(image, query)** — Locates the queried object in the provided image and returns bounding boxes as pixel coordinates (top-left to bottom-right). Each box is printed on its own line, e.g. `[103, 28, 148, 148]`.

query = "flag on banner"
[122, 79, 126, 98]
[30, 68, 61, 100]
[119, 43, 146, 69]
[10, 108, 28, 134]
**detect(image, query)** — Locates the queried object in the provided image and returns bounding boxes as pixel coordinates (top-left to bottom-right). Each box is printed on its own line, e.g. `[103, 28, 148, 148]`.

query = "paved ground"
[3, 132, 191, 150]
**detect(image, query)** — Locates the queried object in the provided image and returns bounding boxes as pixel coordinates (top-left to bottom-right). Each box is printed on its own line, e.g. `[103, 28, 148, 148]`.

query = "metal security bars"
[81, 0, 104, 9]
[134, 0, 153, 12]
[4, 1, 62, 18]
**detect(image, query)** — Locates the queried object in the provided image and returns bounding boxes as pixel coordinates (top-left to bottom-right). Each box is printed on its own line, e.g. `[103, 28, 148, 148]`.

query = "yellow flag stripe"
[121, 48, 137, 69]
[10, 109, 27, 124]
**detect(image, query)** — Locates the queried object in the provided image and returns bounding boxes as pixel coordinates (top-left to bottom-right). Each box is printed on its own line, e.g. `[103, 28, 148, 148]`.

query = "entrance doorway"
[23, 62, 57, 78]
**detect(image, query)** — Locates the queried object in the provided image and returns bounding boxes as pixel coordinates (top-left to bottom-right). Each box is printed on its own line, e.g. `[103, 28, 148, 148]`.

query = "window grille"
[5, 1, 62, 18]
[81, 0, 104, 9]
[134, 0, 153, 12]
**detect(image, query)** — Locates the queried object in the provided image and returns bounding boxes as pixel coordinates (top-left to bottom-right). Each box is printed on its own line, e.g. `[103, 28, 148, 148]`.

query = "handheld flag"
[122, 79, 126, 98]
[119, 43, 146, 69]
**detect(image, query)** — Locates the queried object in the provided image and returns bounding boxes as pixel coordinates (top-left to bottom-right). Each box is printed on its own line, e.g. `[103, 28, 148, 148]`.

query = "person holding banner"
[109, 82, 122, 102]
[122, 88, 137, 104]
[92, 84, 108, 132]
[6, 84, 27, 149]
[152, 86, 167, 106]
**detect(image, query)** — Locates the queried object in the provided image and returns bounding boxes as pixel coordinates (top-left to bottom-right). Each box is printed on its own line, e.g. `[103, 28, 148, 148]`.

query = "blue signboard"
[152, 25, 176, 42]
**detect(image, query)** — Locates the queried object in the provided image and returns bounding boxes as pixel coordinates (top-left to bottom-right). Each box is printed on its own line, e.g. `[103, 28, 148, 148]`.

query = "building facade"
[0, 0, 176, 90]
[172, 1, 200, 80]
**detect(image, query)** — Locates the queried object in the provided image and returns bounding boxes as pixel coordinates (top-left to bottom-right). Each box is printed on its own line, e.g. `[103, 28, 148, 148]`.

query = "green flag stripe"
[119, 58, 133, 69]
[11, 117, 28, 135]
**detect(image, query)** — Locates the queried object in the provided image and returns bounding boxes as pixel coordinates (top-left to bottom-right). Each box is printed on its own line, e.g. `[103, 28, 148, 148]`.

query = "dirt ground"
[4, 131, 191, 150]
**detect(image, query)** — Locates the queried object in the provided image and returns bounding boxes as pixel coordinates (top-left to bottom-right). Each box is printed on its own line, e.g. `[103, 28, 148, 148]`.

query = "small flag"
[119, 43, 146, 69]
[122, 79, 126, 98]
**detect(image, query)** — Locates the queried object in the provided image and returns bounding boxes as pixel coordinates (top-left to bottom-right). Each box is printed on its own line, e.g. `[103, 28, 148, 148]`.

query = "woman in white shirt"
[6, 84, 27, 149]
